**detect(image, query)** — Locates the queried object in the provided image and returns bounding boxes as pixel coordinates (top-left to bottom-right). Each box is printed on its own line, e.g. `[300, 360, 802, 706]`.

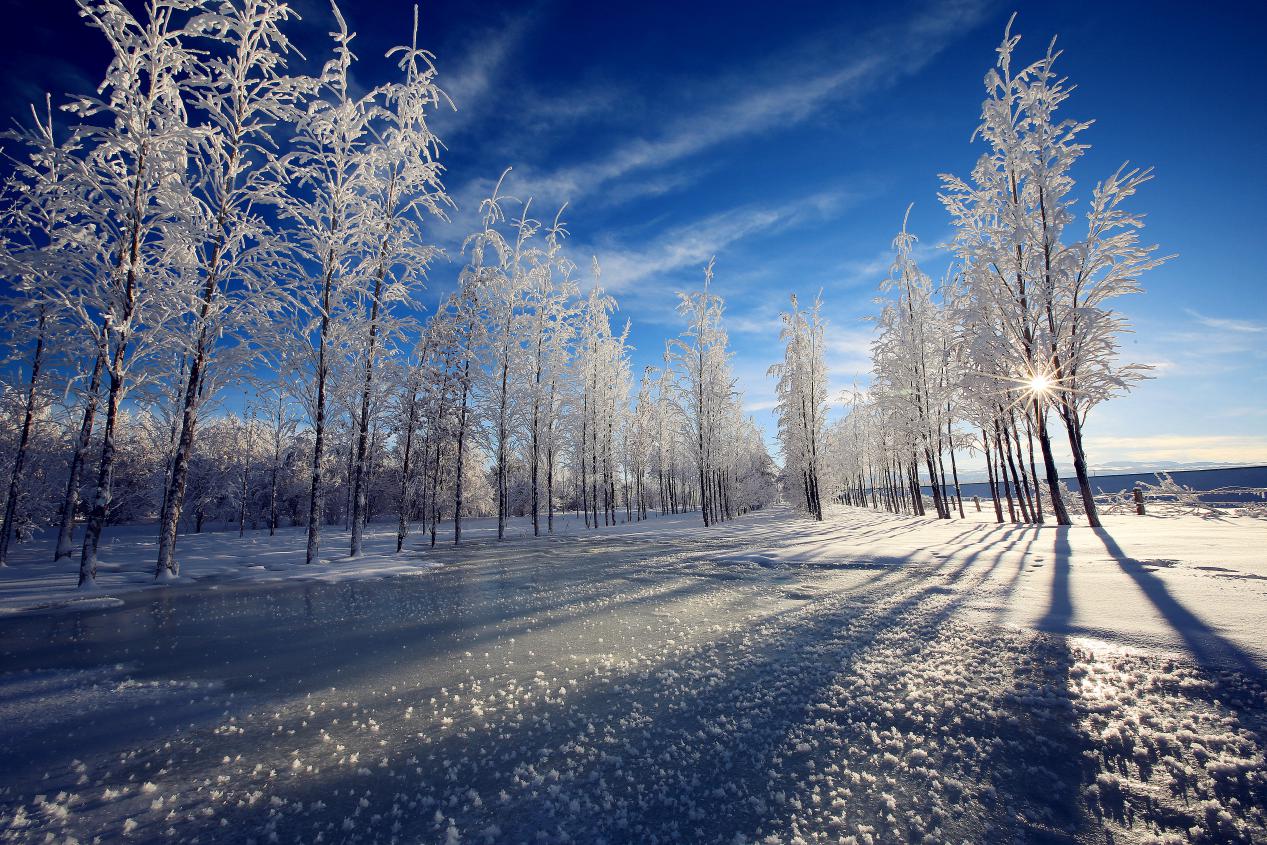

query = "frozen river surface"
[2, 506, 1265, 844]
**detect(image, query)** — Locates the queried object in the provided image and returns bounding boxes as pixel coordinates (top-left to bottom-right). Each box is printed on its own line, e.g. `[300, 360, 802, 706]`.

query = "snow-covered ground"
[1, 505, 1264, 843]
[0, 512, 605, 616]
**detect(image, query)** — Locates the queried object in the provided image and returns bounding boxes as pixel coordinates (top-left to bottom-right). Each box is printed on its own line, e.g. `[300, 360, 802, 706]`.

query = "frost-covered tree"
[478, 182, 529, 541]
[56, 0, 201, 586]
[523, 205, 577, 534]
[570, 264, 631, 530]
[277, 4, 375, 564]
[626, 368, 657, 521]
[940, 16, 1166, 527]
[769, 293, 827, 520]
[651, 355, 685, 514]
[346, 8, 449, 557]
[0, 100, 83, 566]
[155, 0, 299, 577]
[669, 259, 745, 526]
[869, 210, 959, 520]
[1047, 165, 1165, 524]
[251, 381, 300, 536]
[449, 213, 495, 543]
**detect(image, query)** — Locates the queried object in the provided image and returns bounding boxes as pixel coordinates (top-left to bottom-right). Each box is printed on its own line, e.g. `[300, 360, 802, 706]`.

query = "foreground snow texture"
[1, 508, 1265, 844]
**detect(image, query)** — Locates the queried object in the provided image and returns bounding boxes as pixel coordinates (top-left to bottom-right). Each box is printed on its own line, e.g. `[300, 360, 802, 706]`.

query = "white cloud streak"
[446, 0, 991, 210]
[1184, 309, 1265, 335]
[590, 191, 855, 295]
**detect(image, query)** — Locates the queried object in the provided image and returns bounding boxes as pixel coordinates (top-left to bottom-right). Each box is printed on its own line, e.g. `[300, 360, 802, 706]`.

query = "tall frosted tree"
[482, 191, 531, 541]
[669, 259, 741, 527]
[0, 99, 81, 567]
[347, 7, 449, 557]
[0, 104, 114, 564]
[871, 210, 957, 520]
[154, 0, 299, 577]
[524, 205, 577, 535]
[942, 16, 1165, 527]
[60, 0, 198, 586]
[770, 293, 827, 520]
[278, 4, 374, 565]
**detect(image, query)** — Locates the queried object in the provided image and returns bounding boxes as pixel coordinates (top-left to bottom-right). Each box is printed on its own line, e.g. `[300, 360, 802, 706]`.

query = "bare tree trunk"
[1021, 409, 1044, 524]
[428, 438, 443, 548]
[343, 440, 354, 532]
[350, 271, 386, 557]
[1003, 418, 1032, 523]
[923, 449, 946, 518]
[590, 411, 600, 530]
[454, 353, 472, 546]
[156, 234, 240, 571]
[156, 355, 186, 537]
[0, 310, 47, 567]
[305, 268, 335, 566]
[1059, 403, 1101, 527]
[994, 419, 1020, 524]
[79, 352, 126, 587]
[1034, 404, 1072, 526]
[396, 388, 419, 553]
[581, 391, 590, 529]
[530, 401, 540, 536]
[546, 436, 555, 533]
[237, 462, 249, 538]
[936, 444, 952, 519]
[268, 418, 282, 538]
[908, 455, 924, 516]
[495, 347, 510, 541]
[983, 427, 1003, 523]
[57, 350, 105, 561]
[945, 414, 964, 518]
[1003, 412, 1035, 523]
[607, 421, 617, 526]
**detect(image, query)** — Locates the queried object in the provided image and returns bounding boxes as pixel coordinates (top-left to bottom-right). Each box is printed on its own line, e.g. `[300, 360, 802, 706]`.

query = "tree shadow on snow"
[75, 538, 1107, 845]
[1093, 529, 1263, 679]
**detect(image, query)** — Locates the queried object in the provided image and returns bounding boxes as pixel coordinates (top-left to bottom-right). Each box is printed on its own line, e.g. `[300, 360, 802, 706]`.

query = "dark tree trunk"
[350, 271, 386, 557]
[1034, 405, 1072, 526]
[306, 263, 336, 566]
[57, 351, 105, 561]
[454, 356, 472, 546]
[1020, 410, 1044, 524]
[1059, 403, 1101, 528]
[79, 354, 126, 587]
[994, 419, 1018, 524]
[983, 427, 1003, 523]
[396, 388, 419, 553]
[0, 310, 47, 567]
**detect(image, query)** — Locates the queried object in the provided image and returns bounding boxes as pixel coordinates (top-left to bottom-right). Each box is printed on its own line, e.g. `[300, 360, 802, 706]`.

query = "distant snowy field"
[1, 506, 1264, 843]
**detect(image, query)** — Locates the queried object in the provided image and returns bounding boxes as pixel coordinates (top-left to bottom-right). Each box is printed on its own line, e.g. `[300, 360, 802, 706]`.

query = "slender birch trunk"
[55, 350, 105, 561]
[0, 309, 47, 567]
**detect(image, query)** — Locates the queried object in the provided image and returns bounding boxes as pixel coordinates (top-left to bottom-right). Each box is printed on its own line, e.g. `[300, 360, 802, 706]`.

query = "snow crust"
[1, 505, 1264, 843]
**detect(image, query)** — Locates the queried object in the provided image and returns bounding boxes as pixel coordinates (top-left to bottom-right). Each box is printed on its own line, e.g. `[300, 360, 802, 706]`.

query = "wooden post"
[973, 495, 981, 512]
[1133, 487, 1146, 516]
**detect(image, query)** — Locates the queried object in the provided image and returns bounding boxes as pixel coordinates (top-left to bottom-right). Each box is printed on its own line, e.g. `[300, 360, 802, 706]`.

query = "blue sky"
[5, 0, 1266, 470]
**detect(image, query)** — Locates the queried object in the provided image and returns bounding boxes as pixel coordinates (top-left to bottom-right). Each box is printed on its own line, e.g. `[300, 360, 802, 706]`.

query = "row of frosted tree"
[774, 18, 1164, 528]
[0, 0, 776, 586]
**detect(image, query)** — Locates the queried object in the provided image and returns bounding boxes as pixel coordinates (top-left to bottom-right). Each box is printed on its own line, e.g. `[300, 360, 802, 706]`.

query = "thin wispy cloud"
[589, 191, 855, 296]
[500, 0, 992, 208]
[431, 13, 536, 139]
[1185, 309, 1265, 334]
[823, 325, 877, 378]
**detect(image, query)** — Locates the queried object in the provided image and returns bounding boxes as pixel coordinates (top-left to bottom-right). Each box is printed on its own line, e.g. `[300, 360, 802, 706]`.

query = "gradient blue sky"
[5, 0, 1265, 469]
